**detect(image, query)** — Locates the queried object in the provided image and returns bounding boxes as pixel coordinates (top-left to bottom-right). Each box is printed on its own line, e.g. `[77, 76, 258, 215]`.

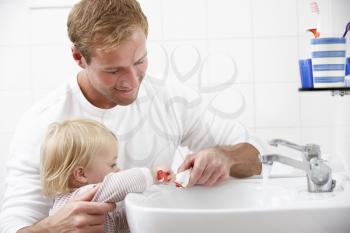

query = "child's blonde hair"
[40, 119, 117, 197]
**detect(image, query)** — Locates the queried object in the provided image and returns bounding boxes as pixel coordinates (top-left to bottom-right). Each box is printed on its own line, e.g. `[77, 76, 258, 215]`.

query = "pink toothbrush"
[307, 1, 320, 38]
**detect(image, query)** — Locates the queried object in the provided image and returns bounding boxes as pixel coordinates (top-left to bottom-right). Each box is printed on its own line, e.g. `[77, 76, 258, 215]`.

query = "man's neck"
[77, 71, 116, 109]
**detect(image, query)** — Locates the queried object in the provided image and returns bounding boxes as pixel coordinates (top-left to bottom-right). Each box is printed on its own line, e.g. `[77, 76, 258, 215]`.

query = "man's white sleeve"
[0, 114, 52, 233]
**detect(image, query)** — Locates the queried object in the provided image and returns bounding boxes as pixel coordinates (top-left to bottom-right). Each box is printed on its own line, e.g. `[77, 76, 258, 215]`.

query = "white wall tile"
[32, 89, 54, 104]
[300, 91, 336, 127]
[162, 40, 208, 87]
[331, 0, 350, 37]
[332, 97, 350, 127]
[31, 45, 76, 90]
[26, 0, 79, 8]
[138, 0, 163, 41]
[208, 39, 254, 84]
[163, 0, 207, 40]
[203, 84, 255, 128]
[199, 52, 240, 89]
[207, 0, 252, 38]
[0, 46, 31, 90]
[29, 7, 71, 45]
[0, 1, 30, 45]
[0, 90, 32, 133]
[255, 83, 300, 127]
[330, 0, 350, 54]
[252, 0, 298, 37]
[298, 35, 314, 59]
[332, 125, 350, 172]
[146, 41, 171, 84]
[254, 37, 299, 83]
[234, 84, 255, 128]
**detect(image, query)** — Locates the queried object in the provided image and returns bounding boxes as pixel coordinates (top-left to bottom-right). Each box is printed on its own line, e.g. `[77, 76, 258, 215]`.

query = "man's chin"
[117, 99, 136, 106]
[109, 87, 140, 106]
[112, 95, 138, 106]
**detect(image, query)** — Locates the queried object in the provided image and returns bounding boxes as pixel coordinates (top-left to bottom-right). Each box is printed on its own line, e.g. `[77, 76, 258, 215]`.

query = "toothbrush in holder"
[307, 1, 320, 38]
[342, 21, 350, 38]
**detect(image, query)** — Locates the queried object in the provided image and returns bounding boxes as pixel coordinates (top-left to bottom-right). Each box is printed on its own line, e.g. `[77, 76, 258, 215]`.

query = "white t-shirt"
[0, 77, 262, 233]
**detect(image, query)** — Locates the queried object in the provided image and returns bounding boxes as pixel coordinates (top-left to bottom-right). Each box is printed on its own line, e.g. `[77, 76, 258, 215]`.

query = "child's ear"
[72, 166, 88, 185]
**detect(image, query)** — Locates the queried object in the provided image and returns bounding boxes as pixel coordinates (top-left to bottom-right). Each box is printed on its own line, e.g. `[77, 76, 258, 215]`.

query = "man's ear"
[72, 166, 88, 185]
[71, 46, 88, 69]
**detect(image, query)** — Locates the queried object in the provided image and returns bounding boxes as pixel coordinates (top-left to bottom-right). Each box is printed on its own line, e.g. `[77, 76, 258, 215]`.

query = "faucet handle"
[304, 144, 321, 160]
[308, 158, 336, 192]
[309, 158, 331, 185]
[269, 138, 321, 161]
[269, 138, 306, 151]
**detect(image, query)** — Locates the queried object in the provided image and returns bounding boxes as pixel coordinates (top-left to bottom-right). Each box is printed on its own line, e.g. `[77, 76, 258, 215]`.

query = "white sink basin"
[125, 173, 350, 233]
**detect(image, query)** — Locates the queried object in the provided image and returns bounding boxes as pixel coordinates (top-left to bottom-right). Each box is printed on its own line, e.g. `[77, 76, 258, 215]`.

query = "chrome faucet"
[269, 139, 321, 161]
[260, 139, 336, 192]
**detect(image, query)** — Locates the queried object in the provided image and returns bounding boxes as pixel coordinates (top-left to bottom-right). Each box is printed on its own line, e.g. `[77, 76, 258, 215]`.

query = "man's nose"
[119, 66, 138, 87]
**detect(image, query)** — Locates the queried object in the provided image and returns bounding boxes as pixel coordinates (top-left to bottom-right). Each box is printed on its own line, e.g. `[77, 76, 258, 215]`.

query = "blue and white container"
[346, 57, 350, 87]
[311, 37, 346, 88]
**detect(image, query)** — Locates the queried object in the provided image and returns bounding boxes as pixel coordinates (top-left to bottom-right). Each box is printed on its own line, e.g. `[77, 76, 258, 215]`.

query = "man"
[0, 0, 262, 232]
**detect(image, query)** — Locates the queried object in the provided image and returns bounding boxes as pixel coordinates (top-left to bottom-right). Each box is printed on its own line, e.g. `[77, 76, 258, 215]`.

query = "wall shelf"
[298, 87, 350, 96]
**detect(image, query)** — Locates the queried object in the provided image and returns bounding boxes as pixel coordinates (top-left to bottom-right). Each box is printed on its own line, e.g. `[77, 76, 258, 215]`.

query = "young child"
[40, 119, 164, 233]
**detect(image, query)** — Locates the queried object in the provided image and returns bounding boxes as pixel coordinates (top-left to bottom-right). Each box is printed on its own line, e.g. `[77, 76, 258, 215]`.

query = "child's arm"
[91, 167, 154, 203]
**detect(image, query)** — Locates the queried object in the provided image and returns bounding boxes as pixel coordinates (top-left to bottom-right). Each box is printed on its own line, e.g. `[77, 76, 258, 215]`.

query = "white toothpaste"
[175, 168, 192, 188]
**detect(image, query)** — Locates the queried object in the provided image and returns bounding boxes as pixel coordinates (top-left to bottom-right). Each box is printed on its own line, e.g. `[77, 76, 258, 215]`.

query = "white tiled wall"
[254, 38, 299, 83]
[0, 0, 349, 199]
[208, 0, 252, 38]
[252, 0, 298, 37]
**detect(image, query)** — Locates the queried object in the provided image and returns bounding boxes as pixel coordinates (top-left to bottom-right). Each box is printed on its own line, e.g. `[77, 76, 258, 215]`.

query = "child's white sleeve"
[92, 167, 154, 203]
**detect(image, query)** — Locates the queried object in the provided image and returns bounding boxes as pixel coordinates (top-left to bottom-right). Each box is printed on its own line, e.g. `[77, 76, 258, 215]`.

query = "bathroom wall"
[0, 0, 349, 199]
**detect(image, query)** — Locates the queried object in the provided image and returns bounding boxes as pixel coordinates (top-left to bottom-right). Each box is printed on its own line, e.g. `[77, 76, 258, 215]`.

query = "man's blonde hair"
[67, 0, 148, 63]
[40, 119, 117, 197]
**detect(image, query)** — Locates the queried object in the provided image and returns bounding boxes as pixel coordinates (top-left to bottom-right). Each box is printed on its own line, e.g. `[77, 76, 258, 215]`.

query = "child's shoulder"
[72, 184, 98, 197]
[55, 184, 97, 202]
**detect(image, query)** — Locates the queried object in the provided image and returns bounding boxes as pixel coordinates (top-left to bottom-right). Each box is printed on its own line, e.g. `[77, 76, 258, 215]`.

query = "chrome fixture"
[260, 139, 336, 192]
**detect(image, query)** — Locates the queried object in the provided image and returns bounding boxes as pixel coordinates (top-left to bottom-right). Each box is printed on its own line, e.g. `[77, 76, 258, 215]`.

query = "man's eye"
[106, 70, 120, 74]
[135, 60, 144, 65]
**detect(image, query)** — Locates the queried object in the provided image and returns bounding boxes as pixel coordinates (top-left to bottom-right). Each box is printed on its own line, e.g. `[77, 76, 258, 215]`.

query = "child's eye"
[111, 163, 117, 168]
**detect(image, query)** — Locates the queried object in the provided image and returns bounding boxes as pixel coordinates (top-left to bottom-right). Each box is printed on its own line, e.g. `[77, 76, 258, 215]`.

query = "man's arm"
[217, 143, 262, 178]
[17, 219, 51, 233]
[17, 188, 114, 233]
[178, 143, 262, 186]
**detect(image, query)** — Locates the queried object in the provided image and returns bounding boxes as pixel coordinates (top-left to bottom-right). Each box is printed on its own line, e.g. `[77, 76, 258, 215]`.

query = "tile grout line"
[295, 0, 303, 143]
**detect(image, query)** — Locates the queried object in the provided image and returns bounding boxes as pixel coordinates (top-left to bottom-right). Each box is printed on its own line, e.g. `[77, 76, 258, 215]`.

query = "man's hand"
[177, 147, 232, 187]
[177, 143, 261, 187]
[17, 187, 115, 233]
